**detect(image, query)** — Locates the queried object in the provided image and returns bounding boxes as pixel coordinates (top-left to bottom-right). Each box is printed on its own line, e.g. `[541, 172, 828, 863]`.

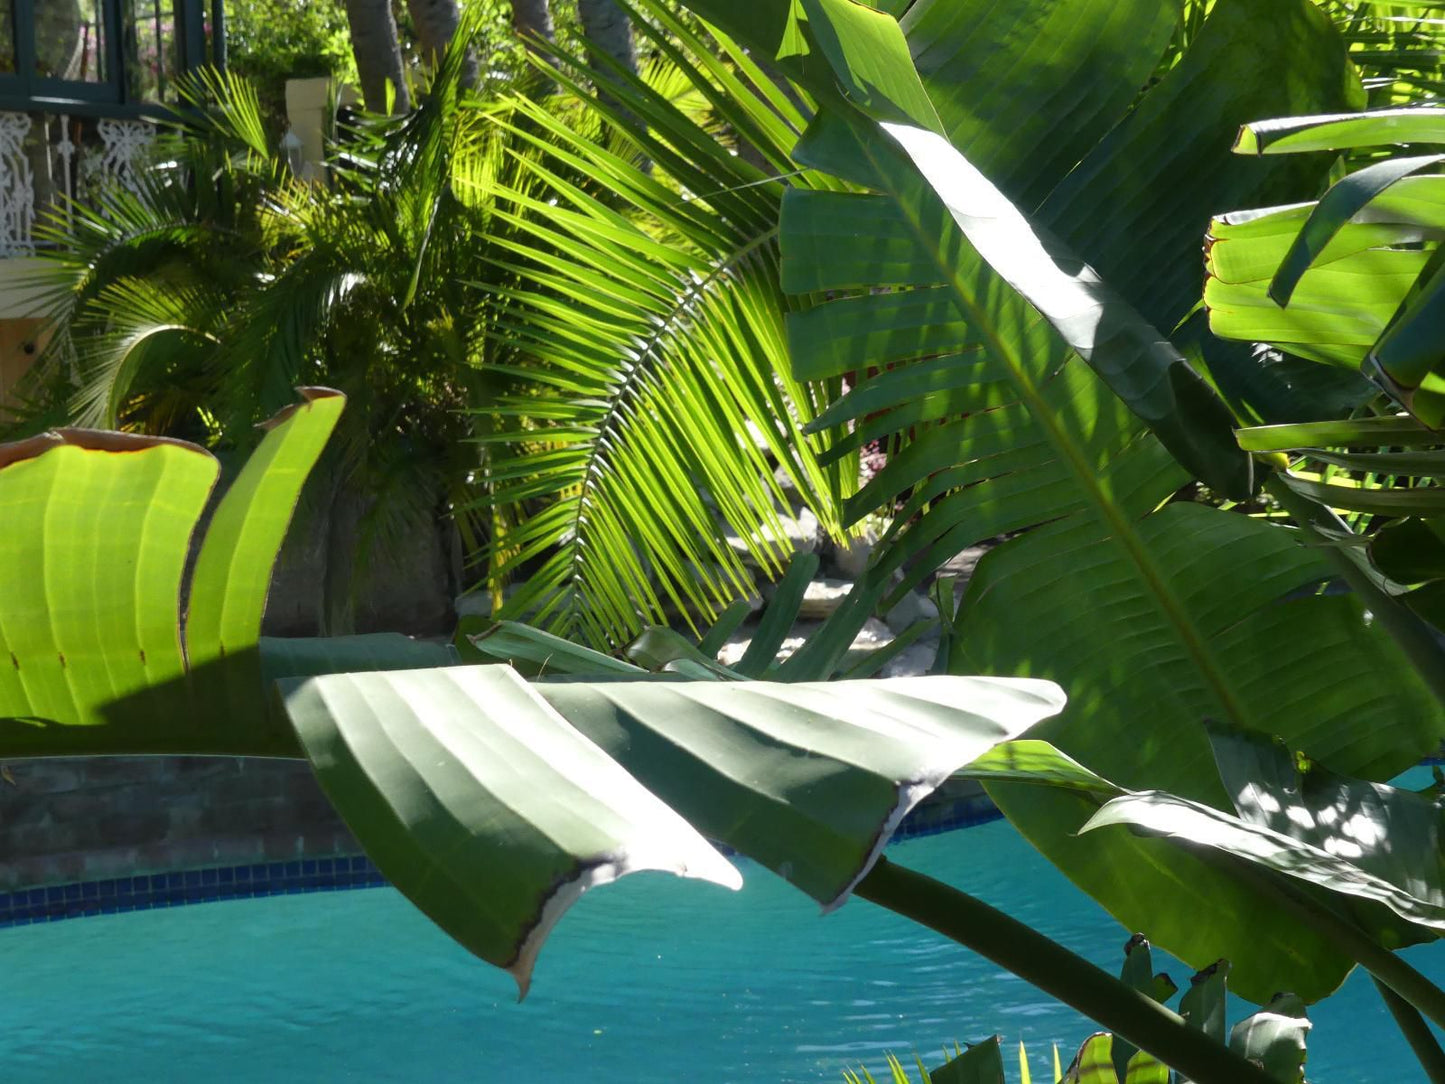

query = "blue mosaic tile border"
[0, 793, 1006, 931]
[893, 793, 1003, 840]
[0, 856, 388, 929]
[11, 744, 1433, 931]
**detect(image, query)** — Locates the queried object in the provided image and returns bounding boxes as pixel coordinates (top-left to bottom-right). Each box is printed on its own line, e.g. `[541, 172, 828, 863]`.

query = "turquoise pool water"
[3, 817, 1442, 1082]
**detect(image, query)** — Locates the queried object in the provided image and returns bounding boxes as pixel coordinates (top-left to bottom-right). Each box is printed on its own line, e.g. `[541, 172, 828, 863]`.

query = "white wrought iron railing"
[0, 110, 155, 257]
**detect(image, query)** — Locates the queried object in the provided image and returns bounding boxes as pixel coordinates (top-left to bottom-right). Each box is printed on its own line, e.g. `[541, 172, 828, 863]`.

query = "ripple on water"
[1, 820, 1441, 1082]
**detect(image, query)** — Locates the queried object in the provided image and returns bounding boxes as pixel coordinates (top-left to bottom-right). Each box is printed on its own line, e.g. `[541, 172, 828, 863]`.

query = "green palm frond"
[67, 276, 223, 429]
[465, 6, 854, 646]
[171, 65, 273, 159]
[12, 66, 291, 435]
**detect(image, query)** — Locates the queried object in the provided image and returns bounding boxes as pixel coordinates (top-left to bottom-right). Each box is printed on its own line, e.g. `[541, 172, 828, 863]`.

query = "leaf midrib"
[856, 133, 1252, 729]
[555, 228, 782, 635]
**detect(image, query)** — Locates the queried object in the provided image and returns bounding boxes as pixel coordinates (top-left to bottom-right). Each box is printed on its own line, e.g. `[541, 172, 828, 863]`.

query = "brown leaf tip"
[0, 428, 211, 473]
[257, 387, 345, 432]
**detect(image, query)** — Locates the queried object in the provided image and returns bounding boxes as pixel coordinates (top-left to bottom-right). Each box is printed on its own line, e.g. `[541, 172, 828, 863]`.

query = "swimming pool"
[3, 816, 1440, 1082]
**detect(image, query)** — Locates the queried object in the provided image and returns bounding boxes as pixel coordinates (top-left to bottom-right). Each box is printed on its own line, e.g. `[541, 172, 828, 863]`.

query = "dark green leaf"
[931, 1036, 1005, 1084]
[1228, 993, 1311, 1084]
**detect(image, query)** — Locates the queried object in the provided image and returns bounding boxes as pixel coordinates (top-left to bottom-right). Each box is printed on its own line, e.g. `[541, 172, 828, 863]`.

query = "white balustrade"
[0, 110, 157, 255]
[0, 113, 36, 257]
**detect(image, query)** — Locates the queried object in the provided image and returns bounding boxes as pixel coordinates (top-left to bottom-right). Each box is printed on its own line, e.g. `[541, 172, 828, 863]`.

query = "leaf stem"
[853, 857, 1278, 1084]
[1375, 976, 1445, 1084]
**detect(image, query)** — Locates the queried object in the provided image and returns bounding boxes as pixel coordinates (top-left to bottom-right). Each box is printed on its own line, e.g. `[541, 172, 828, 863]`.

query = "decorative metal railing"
[0, 109, 155, 256]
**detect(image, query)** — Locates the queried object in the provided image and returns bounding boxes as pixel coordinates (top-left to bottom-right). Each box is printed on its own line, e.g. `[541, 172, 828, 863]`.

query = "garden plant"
[6, 1, 1445, 1082]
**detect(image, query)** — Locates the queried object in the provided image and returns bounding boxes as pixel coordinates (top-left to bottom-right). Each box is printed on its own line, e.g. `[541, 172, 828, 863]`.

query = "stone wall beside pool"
[0, 755, 1001, 928]
[0, 756, 359, 893]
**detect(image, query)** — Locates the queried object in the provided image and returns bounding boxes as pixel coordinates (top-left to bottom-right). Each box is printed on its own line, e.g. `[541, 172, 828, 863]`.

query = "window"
[0, 3, 15, 75]
[126, 0, 180, 100]
[0, 0, 214, 109]
[34, 0, 109, 84]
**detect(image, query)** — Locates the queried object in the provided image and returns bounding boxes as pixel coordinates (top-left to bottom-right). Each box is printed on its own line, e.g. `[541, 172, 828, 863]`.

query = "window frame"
[0, 0, 215, 114]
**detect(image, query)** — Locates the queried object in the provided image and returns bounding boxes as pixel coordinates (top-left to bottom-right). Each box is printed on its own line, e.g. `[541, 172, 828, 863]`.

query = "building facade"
[0, 0, 224, 403]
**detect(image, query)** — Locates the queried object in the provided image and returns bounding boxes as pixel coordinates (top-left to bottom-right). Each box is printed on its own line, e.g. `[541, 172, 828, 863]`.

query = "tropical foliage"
[0, 403, 1084, 1045]
[12, 1, 1445, 1082]
[1204, 105, 1445, 644]
[666, 0, 1443, 1010]
[13, 61, 488, 630]
[464, 0, 1445, 1073]
[13, 22, 852, 639]
[468, 5, 856, 645]
[1324, 0, 1445, 106]
[844, 939, 1314, 1083]
[0, 400, 1295, 1082]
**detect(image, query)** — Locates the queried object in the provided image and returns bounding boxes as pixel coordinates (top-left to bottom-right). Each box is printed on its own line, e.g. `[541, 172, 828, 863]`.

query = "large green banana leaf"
[1209, 108, 1445, 424]
[1204, 122, 1445, 640]
[971, 728, 1445, 966]
[0, 415, 1066, 995]
[282, 665, 1064, 993]
[1205, 175, 1445, 372]
[766, 0, 1441, 1002]
[682, 0, 1178, 211]
[0, 388, 451, 756]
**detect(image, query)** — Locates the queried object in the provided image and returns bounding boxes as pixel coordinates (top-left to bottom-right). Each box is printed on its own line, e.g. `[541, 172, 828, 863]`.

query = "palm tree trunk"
[341, 0, 411, 113]
[578, 0, 637, 83]
[407, 0, 459, 60]
[405, 0, 477, 85]
[511, 0, 555, 48]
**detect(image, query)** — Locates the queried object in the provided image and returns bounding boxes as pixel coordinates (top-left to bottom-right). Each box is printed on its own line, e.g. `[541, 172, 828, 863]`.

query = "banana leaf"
[767, 0, 1438, 1003]
[0, 388, 384, 756]
[1210, 109, 1445, 423]
[966, 731, 1445, 979]
[281, 665, 1065, 994]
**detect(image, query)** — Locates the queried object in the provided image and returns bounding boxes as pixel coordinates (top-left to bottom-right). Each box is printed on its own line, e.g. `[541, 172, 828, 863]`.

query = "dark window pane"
[0, 1, 16, 75]
[35, 0, 108, 83]
[126, 0, 177, 101]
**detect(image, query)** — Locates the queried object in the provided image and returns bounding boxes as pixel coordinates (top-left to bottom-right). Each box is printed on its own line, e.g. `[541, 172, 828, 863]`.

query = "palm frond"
[466, 9, 854, 646]
[172, 65, 273, 159]
[67, 276, 223, 429]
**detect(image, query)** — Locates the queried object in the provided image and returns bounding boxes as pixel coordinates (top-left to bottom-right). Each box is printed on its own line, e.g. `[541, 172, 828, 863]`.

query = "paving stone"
[884, 590, 938, 633]
[716, 616, 894, 669]
[829, 529, 876, 580]
[880, 641, 940, 679]
[727, 508, 821, 565]
[797, 577, 853, 619]
[938, 545, 988, 583]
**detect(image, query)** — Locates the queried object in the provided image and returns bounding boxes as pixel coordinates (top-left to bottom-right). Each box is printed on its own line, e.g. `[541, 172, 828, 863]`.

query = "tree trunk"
[577, 0, 636, 83]
[341, 0, 411, 113]
[407, 0, 459, 61]
[511, 0, 555, 48]
[406, 0, 477, 85]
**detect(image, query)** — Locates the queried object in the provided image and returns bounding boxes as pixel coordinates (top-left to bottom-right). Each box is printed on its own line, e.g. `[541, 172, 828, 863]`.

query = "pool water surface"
[3, 819, 1440, 1081]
